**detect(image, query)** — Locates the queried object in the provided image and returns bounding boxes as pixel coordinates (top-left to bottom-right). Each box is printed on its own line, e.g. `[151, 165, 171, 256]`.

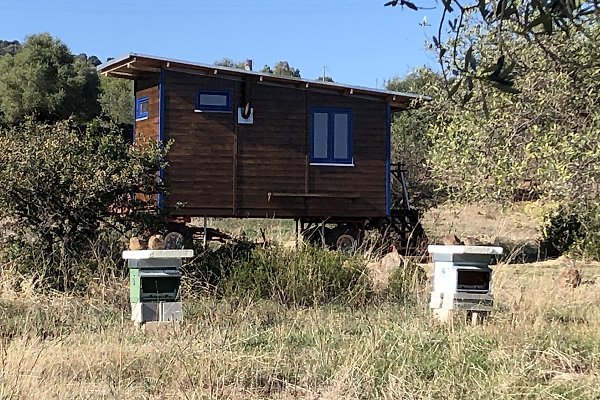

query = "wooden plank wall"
[236, 84, 307, 217]
[162, 71, 236, 215]
[134, 76, 159, 142]
[306, 92, 388, 218]
[158, 70, 388, 219]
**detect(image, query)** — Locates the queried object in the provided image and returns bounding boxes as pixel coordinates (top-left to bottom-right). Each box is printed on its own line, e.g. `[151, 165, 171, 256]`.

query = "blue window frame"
[195, 90, 232, 112]
[309, 108, 353, 165]
[135, 96, 149, 120]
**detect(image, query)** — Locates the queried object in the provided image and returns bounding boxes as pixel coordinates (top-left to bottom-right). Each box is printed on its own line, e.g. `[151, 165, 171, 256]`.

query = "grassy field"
[1, 203, 600, 399]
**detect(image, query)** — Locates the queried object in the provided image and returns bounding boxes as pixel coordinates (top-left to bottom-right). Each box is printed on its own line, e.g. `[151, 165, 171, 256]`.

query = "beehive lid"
[122, 250, 195, 259]
[427, 245, 503, 255]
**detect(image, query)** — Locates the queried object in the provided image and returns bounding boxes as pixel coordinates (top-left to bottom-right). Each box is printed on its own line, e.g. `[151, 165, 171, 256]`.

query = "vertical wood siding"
[158, 70, 388, 219]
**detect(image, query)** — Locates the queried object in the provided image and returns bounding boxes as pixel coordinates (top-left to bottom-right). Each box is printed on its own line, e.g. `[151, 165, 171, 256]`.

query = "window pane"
[199, 93, 228, 107]
[333, 113, 349, 160]
[140, 100, 149, 113]
[313, 112, 328, 159]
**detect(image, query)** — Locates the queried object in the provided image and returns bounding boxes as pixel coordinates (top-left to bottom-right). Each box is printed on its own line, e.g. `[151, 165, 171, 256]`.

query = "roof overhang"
[98, 53, 431, 111]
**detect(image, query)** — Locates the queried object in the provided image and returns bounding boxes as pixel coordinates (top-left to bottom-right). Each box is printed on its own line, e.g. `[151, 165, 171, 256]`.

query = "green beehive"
[127, 257, 183, 303]
[123, 250, 194, 323]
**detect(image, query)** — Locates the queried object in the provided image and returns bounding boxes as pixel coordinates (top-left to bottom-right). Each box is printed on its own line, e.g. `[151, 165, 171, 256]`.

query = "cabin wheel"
[164, 223, 194, 249]
[164, 231, 185, 249]
[327, 224, 361, 252]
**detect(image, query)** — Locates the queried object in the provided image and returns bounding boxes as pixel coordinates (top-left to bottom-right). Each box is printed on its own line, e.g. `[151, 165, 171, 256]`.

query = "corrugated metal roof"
[98, 53, 430, 111]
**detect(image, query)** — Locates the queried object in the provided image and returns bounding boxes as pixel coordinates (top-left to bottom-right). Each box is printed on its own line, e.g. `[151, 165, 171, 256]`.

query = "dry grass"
[422, 201, 544, 244]
[2, 202, 599, 399]
[1, 258, 600, 399]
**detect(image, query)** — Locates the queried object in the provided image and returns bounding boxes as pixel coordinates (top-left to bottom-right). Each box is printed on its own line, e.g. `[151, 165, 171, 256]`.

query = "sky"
[1, 0, 443, 88]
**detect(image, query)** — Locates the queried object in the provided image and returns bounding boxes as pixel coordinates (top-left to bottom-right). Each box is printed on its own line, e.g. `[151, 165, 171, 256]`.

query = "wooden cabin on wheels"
[98, 54, 427, 251]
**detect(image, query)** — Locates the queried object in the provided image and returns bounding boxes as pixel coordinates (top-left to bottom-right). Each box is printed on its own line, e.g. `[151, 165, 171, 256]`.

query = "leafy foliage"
[385, 260, 427, 304]
[0, 39, 21, 56]
[0, 118, 166, 288]
[98, 76, 133, 125]
[387, 68, 443, 208]
[425, 21, 600, 204]
[317, 75, 335, 82]
[540, 204, 600, 260]
[185, 244, 372, 307]
[261, 61, 301, 78]
[0, 33, 100, 124]
[214, 58, 302, 78]
[385, 0, 598, 95]
[214, 57, 248, 69]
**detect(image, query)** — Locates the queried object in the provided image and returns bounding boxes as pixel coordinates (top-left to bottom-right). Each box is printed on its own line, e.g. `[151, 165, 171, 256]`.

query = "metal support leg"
[321, 221, 326, 246]
[203, 216, 208, 250]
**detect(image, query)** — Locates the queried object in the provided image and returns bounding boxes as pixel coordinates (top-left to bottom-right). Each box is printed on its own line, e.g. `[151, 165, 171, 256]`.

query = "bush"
[385, 260, 427, 305]
[540, 204, 600, 260]
[0, 118, 165, 290]
[185, 244, 373, 307]
[0, 227, 128, 293]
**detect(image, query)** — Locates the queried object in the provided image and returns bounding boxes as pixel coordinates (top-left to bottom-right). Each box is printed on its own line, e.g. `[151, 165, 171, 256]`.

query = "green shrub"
[187, 245, 372, 307]
[385, 260, 427, 304]
[539, 204, 600, 260]
[0, 227, 128, 292]
[0, 118, 165, 290]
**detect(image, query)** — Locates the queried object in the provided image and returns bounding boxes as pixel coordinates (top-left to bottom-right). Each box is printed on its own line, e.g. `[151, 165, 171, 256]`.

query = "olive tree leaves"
[385, 0, 597, 101]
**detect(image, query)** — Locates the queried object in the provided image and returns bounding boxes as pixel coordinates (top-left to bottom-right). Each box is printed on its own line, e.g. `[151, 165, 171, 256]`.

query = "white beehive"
[428, 245, 503, 323]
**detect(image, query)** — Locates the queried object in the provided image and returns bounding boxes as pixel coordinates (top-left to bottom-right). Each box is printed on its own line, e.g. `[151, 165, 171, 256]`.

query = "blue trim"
[385, 104, 391, 217]
[135, 96, 149, 120]
[309, 108, 353, 165]
[195, 90, 232, 112]
[158, 70, 165, 212]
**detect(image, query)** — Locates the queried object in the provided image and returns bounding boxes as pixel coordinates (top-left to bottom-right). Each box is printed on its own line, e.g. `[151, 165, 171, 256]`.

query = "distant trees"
[214, 58, 247, 69]
[387, 68, 442, 208]
[317, 75, 334, 82]
[0, 40, 21, 56]
[0, 34, 100, 125]
[214, 57, 302, 78]
[261, 61, 301, 78]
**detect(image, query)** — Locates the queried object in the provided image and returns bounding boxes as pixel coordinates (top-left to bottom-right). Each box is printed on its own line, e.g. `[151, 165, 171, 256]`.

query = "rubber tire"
[164, 223, 194, 249]
[326, 224, 361, 252]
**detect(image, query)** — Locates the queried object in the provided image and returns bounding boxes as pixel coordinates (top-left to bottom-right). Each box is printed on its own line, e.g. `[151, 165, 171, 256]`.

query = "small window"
[135, 96, 149, 121]
[310, 108, 353, 165]
[195, 90, 231, 112]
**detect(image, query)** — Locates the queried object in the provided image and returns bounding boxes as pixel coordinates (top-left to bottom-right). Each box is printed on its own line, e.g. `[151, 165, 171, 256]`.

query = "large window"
[310, 108, 353, 165]
[135, 96, 149, 121]
[195, 90, 231, 112]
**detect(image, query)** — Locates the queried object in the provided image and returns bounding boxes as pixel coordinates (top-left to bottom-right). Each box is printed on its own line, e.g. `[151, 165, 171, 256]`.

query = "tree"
[0, 39, 21, 56]
[262, 61, 301, 78]
[387, 68, 443, 208]
[0, 118, 166, 289]
[384, 0, 598, 97]
[0, 33, 100, 125]
[214, 58, 247, 69]
[424, 18, 600, 204]
[99, 75, 134, 125]
[317, 75, 335, 82]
